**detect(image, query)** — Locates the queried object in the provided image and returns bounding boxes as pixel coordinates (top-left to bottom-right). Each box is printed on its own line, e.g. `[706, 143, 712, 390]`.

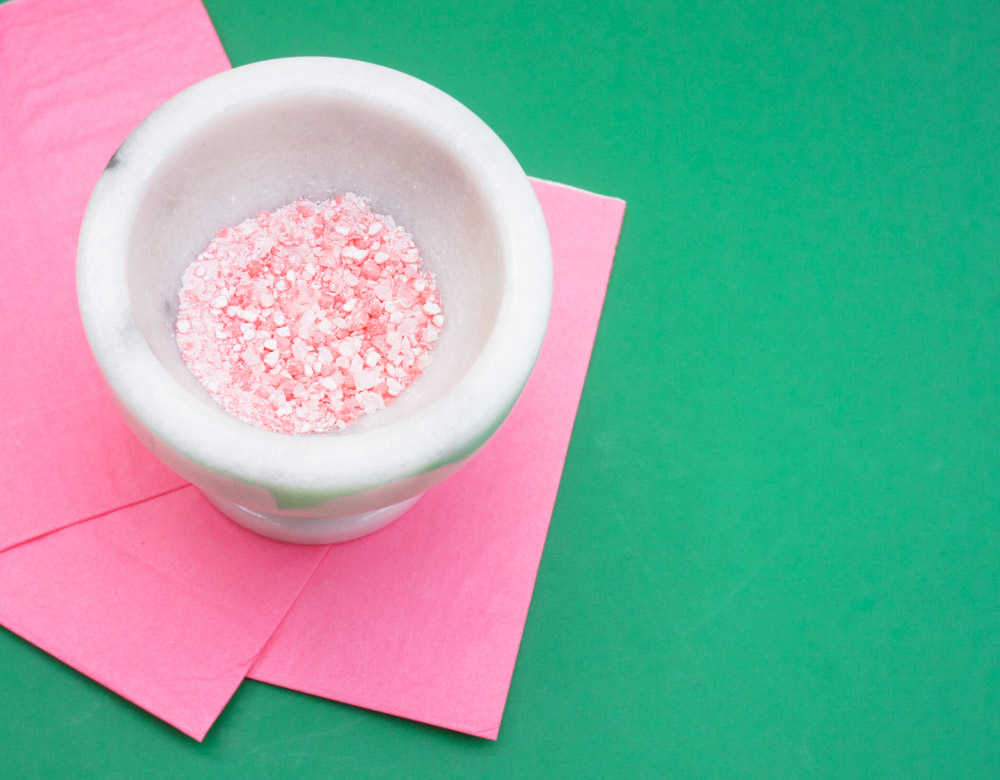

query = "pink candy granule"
[176, 195, 443, 434]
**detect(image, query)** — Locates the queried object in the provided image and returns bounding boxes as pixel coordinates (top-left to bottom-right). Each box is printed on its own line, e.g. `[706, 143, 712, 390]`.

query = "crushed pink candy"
[175, 194, 443, 434]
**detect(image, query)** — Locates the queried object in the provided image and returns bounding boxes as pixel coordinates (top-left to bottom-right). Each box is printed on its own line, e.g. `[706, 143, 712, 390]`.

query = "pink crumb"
[175, 194, 443, 434]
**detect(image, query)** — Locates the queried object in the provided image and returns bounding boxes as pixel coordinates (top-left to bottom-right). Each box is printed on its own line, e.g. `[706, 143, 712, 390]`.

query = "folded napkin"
[0, 0, 625, 740]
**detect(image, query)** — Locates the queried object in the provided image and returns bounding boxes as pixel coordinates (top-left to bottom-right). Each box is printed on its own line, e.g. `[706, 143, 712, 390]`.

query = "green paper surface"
[4, 0, 999, 775]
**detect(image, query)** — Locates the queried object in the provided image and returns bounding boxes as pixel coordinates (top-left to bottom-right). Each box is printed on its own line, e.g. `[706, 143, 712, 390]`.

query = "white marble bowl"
[77, 57, 552, 543]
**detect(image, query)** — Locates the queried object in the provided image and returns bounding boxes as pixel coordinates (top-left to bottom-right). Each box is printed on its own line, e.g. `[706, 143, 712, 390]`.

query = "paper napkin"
[0, 0, 625, 740]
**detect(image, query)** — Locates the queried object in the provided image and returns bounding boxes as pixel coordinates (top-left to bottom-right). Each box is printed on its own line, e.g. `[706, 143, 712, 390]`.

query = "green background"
[4, 0, 999, 776]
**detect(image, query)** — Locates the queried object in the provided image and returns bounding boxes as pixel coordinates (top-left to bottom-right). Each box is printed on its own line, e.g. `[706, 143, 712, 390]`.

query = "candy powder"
[175, 195, 444, 434]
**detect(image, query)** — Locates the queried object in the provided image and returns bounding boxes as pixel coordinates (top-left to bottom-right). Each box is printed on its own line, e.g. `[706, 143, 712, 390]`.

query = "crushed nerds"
[176, 195, 443, 434]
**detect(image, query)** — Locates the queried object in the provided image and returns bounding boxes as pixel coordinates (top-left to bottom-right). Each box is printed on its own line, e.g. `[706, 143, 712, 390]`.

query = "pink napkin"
[250, 179, 624, 738]
[0, 486, 326, 739]
[0, 0, 211, 551]
[0, 0, 625, 740]
[0, 0, 326, 741]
